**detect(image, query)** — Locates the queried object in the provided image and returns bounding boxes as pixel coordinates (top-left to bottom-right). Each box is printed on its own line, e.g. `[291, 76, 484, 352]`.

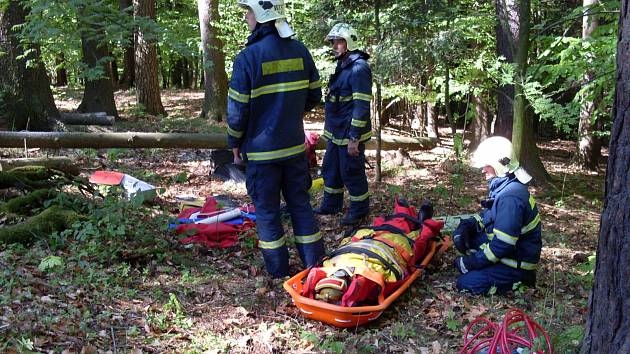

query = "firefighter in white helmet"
[452, 136, 542, 295]
[314, 23, 373, 226]
[236, 0, 294, 38]
[227, 0, 324, 278]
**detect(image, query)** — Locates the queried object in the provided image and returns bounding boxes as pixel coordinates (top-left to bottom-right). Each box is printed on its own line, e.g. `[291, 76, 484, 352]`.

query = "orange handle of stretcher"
[284, 237, 450, 313]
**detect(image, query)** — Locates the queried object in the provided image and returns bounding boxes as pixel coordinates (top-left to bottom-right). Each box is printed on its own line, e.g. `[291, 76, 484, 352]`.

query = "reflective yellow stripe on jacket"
[251, 80, 309, 99]
[352, 92, 372, 101]
[261, 58, 304, 76]
[227, 126, 243, 139]
[323, 130, 372, 146]
[309, 80, 322, 89]
[228, 88, 250, 103]
[246, 143, 306, 162]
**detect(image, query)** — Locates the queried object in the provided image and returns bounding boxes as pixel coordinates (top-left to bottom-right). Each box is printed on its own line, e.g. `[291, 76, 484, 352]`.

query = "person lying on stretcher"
[302, 198, 445, 306]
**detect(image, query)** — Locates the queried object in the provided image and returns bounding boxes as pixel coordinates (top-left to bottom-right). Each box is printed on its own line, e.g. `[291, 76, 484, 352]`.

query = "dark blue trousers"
[456, 230, 536, 295]
[319, 141, 369, 217]
[246, 154, 325, 278]
[456, 264, 535, 295]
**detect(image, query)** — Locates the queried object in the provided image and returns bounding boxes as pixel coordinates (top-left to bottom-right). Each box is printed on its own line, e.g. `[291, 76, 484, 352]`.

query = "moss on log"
[0, 205, 80, 245]
[0, 157, 80, 176]
[0, 166, 54, 188]
[1, 189, 57, 214]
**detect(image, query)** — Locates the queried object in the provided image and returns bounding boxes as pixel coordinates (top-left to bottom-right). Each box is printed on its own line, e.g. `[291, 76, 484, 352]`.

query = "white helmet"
[325, 23, 359, 51]
[471, 136, 532, 184]
[237, 0, 295, 38]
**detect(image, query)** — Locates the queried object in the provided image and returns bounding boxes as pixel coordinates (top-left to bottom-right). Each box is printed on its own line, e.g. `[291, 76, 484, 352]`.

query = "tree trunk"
[134, 0, 167, 116]
[183, 57, 192, 89]
[426, 101, 438, 139]
[577, 0, 601, 171]
[445, 64, 456, 136]
[171, 57, 184, 88]
[0, 0, 59, 131]
[469, 94, 491, 150]
[77, 4, 119, 118]
[119, 0, 135, 89]
[0, 131, 437, 151]
[55, 54, 68, 87]
[412, 103, 425, 137]
[519, 104, 550, 184]
[373, 0, 383, 182]
[198, 54, 204, 88]
[495, 0, 515, 138]
[444, 4, 456, 137]
[0, 157, 80, 176]
[110, 51, 120, 87]
[198, 0, 228, 121]
[0, 206, 80, 245]
[191, 54, 199, 89]
[59, 112, 115, 126]
[498, 0, 550, 184]
[580, 2, 630, 351]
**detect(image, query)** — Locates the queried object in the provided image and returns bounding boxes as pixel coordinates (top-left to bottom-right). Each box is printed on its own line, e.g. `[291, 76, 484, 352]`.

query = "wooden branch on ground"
[0, 156, 80, 175]
[58, 112, 115, 126]
[0, 131, 437, 151]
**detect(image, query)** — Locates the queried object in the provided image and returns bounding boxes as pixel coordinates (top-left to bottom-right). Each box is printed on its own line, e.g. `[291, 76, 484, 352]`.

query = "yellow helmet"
[237, 0, 294, 38]
[325, 23, 359, 51]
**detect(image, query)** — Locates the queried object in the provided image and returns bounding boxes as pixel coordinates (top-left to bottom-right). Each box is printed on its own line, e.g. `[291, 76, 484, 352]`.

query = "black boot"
[340, 213, 367, 226]
[313, 206, 341, 215]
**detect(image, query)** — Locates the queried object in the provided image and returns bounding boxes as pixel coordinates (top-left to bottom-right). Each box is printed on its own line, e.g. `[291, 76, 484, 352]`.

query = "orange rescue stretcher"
[283, 237, 451, 328]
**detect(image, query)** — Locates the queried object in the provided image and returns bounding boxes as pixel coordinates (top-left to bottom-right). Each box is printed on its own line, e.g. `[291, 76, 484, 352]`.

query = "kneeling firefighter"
[452, 136, 542, 295]
[227, 0, 324, 278]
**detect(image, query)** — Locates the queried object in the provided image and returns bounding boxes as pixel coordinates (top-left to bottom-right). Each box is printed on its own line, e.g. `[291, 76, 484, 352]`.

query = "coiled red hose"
[459, 308, 553, 354]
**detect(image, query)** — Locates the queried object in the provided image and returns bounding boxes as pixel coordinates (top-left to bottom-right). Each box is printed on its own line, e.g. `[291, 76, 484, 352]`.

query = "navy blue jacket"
[463, 176, 542, 271]
[323, 51, 372, 145]
[227, 26, 322, 163]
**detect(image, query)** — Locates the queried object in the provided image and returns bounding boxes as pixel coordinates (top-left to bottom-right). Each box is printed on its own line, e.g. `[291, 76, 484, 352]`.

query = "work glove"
[454, 256, 469, 274]
[480, 198, 495, 209]
[452, 217, 476, 254]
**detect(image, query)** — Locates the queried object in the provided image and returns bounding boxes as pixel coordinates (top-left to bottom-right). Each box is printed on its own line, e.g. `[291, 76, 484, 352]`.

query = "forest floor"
[0, 89, 604, 353]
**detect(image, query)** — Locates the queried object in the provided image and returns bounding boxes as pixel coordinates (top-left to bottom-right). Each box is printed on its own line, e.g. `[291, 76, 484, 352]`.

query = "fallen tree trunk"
[0, 205, 81, 245]
[1, 189, 57, 214]
[0, 156, 80, 175]
[0, 131, 437, 151]
[59, 112, 115, 126]
[0, 166, 56, 189]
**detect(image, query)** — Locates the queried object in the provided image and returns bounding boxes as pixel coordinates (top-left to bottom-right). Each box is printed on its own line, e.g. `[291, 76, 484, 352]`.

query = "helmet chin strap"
[497, 156, 532, 184]
[514, 167, 533, 184]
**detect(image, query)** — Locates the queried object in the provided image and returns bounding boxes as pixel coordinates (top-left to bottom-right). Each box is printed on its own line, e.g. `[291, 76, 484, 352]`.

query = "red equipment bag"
[175, 197, 254, 249]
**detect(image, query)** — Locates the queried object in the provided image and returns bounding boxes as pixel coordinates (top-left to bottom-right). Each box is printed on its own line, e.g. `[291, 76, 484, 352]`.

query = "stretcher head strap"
[384, 213, 424, 230]
[372, 236, 414, 266]
[358, 224, 415, 248]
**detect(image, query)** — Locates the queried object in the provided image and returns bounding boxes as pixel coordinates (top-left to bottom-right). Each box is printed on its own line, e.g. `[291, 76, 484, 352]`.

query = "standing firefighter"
[227, 0, 324, 278]
[314, 23, 373, 226]
[452, 136, 542, 295]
